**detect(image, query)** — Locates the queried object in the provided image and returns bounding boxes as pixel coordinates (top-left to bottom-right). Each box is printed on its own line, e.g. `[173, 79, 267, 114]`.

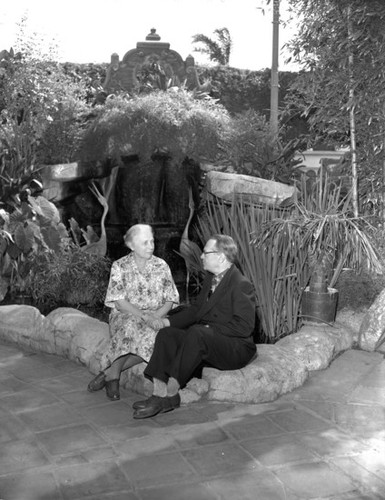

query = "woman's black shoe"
[87, 372, 106, 392]
[105, 379, 120, 401]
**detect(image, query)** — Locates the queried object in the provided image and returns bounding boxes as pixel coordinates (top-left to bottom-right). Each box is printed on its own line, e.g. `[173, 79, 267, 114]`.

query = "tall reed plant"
[197, 195, 294, 342]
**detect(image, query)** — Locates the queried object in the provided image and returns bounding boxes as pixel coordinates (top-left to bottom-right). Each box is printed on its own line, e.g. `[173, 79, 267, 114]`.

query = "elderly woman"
[87, 224, 179, 401]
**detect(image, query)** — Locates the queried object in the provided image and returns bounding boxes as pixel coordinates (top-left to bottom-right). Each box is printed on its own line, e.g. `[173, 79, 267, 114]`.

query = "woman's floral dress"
[100, 253, 179, 368]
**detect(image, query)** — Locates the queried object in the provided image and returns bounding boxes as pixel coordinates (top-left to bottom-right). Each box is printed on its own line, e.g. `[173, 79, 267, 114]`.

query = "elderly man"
[133, 234, 256, 419]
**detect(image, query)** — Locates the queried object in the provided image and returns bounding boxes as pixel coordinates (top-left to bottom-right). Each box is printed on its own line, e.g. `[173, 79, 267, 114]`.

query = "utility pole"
[270, 0, 280, 138]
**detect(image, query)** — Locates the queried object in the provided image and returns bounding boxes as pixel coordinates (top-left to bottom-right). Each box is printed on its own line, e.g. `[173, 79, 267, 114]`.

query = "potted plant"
[262, 171, 382, 325]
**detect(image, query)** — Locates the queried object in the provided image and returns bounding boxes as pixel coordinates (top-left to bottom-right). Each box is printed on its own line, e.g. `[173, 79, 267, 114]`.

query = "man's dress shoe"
[133, 394, 180, 419]
[132, 394, 161, 410]
[133, 393, 181, 410]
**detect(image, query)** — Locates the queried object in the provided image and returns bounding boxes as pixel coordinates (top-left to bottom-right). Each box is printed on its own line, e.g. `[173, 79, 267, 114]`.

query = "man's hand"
[143, 313, 167, 331]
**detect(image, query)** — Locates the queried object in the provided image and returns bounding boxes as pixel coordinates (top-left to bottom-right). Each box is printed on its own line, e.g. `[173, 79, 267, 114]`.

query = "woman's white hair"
[124, 224, 153, 246]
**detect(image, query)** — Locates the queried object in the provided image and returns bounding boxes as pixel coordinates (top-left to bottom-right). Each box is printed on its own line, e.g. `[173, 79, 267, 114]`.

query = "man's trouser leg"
[144, 325, 249, 389]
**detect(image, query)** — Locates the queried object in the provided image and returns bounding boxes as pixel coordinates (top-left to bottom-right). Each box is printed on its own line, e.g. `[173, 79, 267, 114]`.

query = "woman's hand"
[115, 299, 143, 318]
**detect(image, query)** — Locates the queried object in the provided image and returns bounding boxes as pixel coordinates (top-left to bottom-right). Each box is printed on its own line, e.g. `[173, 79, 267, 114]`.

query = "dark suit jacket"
[169, 265, 255, 347]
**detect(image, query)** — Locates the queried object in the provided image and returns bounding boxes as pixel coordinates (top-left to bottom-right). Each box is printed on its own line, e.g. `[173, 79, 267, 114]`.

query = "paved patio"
[0, 340, 384, 500]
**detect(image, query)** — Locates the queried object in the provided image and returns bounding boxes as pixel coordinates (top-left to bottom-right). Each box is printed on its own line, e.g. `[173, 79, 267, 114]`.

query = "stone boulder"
[204, 170, 296, 206]
[182, 378, 210, 404]
[0, 305, 55, 353]
[46, 308, 110, 372]
[276, 323, 354, 371]
[358, 288, 385, 352]
[203, 344, 307, 403]
[0, 305, 110, 374]
[336, 308, 366, 340]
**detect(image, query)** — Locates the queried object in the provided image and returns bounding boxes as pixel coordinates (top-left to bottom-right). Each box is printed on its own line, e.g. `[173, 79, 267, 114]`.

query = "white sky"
[0, 0, 299, 71]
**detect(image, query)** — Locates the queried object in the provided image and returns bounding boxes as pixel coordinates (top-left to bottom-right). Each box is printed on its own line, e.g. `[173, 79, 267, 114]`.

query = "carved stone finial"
[110, 53, 119, 71]
[146, 29, 161, 41]
[185, 54, 195, 67]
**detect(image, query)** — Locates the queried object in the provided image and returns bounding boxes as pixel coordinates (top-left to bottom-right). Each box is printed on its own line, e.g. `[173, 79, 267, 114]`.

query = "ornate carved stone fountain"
[103, 28, 202, 94]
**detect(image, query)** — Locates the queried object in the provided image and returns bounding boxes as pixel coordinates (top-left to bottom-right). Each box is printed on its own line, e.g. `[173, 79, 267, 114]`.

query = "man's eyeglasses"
[202, 251, 220, 255]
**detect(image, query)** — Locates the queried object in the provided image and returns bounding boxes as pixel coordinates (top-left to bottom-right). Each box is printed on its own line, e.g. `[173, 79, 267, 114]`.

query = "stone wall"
[0, 305, 361, 404]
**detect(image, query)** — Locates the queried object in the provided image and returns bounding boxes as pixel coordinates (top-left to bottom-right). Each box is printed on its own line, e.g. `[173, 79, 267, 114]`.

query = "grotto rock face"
[358, 288, 385, 352]
[40, 155, 202, 271]
[0, 305, 357, 404]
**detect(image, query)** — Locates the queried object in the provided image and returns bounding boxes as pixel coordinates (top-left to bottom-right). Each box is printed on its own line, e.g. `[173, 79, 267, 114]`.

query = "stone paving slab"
[0, 471, 62, 500]
[204, 470, 292, 500]
[273, 461, 357, 498]
[240, 433, 318, 467]
[330, 455, 385, 499]
[0, 340, 384, 500]
[136, 481, 220, 500]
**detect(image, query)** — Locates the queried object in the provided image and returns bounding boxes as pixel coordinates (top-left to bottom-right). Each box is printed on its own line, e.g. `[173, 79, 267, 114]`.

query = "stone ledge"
[0, 305, 357, 404]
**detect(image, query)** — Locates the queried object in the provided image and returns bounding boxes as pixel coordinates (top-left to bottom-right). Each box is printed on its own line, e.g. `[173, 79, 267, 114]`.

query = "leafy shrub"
[222, 109, 303, 182]
[37, 94, 91, 165]
[32, 245, 112, 311]
[0, 47, 91, 207]
[336, 224, 385, 310]
[60, 61, 108, 103]
[196, 66, 299, 118]
[0, 195, 68, 300]
[78, 89, 230, 163]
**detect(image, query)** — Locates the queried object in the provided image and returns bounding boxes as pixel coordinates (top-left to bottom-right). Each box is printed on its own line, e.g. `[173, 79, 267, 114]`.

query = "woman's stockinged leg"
[105, 354, 143, 381]
[121, 354, 143, 371]
[101, 354, 143, 402]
